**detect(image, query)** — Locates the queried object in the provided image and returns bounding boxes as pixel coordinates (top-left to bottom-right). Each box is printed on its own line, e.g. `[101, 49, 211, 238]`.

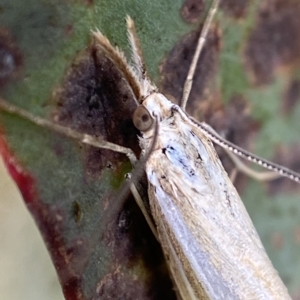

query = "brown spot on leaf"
[83, 0, 94, 6]
[180, 0, 205, 24]
[117, 209, 132, 231]
[281, 79, 300, 115]
[220, 0, 250, 19]
[72, 200, 83, 223]
[30, 199, 88, 299]
[160, 24, 221, 115]
[100, 196, 177, 300]
[64, 24, 74, 37]
[244, 0, 300, 86]
[95, 269, 146, 300]
[0, 28, 23, 87]
[53, 42, 140, 178]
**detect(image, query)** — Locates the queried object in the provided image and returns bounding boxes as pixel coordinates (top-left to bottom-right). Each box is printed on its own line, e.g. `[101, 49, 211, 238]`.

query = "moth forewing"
[139, 92, 291, 299]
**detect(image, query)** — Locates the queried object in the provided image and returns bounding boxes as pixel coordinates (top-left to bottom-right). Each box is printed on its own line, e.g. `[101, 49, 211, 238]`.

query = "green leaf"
[1, 0, 300, 299]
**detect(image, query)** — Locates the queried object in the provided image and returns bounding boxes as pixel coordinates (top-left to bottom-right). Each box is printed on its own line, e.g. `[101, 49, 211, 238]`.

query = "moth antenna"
[180, 0, 220, 110]
[224, 146, 282, 182]
[126, 16, 146, 81]
[92, 28, 142, 101]
[198, 121, 300, 183]
[173, 104, 300, 183]
[126, 16, 157, 99]
[0, 98, 137, 164]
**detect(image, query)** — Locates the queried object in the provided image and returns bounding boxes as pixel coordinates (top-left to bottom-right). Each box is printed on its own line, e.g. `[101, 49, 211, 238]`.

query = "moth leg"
[180, 0, 220, 110]
[229, 167, 238, 183]
[127, 175, 158, 240]
[107, 115, 160, 227]
[0, 98, 137, 165]
[126, 116, 161, 239]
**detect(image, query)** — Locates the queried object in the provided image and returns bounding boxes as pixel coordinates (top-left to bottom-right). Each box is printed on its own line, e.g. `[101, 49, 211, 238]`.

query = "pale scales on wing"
[137, 90, 290, 299]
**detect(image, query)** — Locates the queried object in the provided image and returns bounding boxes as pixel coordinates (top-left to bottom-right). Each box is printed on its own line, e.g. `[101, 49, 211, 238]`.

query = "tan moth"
[1, 0, 300, 299]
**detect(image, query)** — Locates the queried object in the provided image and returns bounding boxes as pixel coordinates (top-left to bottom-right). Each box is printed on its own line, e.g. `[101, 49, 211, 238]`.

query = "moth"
[0, 0, 300, 299]
[109, 2, 297, 298]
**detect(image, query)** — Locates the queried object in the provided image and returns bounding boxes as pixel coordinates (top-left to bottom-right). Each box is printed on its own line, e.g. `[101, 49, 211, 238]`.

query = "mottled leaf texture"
[1, 0, 300, 299]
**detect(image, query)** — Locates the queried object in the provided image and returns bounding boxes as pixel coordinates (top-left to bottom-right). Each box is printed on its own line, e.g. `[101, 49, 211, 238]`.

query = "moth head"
[132, 105, 154, 132]
[133, 93, 173, 132]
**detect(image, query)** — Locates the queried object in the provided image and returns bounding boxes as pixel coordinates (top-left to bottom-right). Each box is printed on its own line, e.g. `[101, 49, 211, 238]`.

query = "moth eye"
[132, 105, 153, 132]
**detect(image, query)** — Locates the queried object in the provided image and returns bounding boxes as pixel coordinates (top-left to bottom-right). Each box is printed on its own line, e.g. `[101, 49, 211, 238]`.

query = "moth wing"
[145, 122, 290, 299]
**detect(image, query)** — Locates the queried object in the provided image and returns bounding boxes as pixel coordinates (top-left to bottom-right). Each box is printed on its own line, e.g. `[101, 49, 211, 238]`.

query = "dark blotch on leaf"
[160, 24, 221, 116]
[72, 200, 83, 223]
[282, 79, 300, 116]
[118, 209, 132, 232]
[101, 195, 177, 300]
[95, 271, 146, 300]
[83, 0, 94, 6]
[53, 43, 140, 178]
[180, 0, 205, 24]
[244, 0, 300, 85]
[220, 0, 250, 19]
[0, 28, 23, 87]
